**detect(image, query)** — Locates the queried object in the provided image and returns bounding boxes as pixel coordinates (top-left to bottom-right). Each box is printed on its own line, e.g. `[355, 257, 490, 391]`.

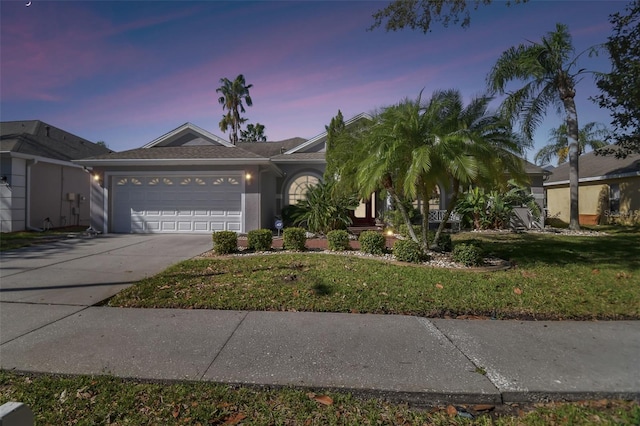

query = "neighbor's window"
[609, 183, 620, 213]
[287, 175, 319, 205]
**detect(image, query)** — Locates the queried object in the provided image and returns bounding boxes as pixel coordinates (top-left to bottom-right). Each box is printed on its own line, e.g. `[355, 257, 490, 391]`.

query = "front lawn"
[2, 372, 638, 425]
[107, 230, 640, 320]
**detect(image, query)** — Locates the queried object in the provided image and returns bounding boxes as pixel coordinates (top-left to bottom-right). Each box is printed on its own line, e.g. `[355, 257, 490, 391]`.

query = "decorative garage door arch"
[110, 172, 244, 233]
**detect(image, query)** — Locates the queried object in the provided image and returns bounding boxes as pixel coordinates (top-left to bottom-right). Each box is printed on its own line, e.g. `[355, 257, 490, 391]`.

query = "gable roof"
[142, 122, 233, 148]
[545, 147, 640, 186]
[523, 159, 549, 176]
[238, 138, 306, 157]
[1, 120, 112, 161]
[75, 145, 271, 167]
[284, 112, 373, 154]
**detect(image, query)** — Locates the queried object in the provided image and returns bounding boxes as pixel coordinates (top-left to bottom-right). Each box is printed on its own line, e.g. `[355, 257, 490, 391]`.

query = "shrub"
[212, 231, 237, 255]
[247, 229, 273, 251]
[452, 243, 485, 267]
[358, 231, 386, 255]
[433, 233, 453, 252]
[393, 239, 429, 263]
[327, 230, 350, 251]
[287, 180, 358, 234]
[283, 227, 307, 251]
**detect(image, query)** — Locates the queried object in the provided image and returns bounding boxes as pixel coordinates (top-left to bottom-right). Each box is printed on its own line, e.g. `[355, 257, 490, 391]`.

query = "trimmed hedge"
[393, 239, 429, 263]
[283, 227, 307, 251]
[247, 229, 273, 251]
[452, 243, 484, 267]
[327, 230, 350, 251]
[212, 231, 237, 255]
[358, 231, 386, 255]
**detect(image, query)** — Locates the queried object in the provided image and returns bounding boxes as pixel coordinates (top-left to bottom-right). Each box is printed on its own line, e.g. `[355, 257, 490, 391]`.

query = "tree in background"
[535, 122, 610, 166]
[216, 74, 253, 145]
[369, 0, 527, 33]
[593, 0, 640, 158]
[487, 23, 585, 230]
[96, 141, 108, 148]
[239, 123, 267, 142]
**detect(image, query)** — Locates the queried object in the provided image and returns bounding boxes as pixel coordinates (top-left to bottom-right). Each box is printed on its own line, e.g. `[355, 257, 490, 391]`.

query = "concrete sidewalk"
[1, 234, 638, 405]
[1, 306, 638, 405]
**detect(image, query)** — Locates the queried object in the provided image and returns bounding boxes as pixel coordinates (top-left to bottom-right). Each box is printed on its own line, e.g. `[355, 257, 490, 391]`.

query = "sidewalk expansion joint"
[199, 311, 249, 380]
[415, 317, 504, 402]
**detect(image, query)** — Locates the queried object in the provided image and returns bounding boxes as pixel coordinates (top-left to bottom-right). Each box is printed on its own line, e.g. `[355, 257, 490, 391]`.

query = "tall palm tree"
[534, 122, 610, 166]
[355, 89, 527, 251]
[216, 74, 253, 145]
[487, 23, 586, 230]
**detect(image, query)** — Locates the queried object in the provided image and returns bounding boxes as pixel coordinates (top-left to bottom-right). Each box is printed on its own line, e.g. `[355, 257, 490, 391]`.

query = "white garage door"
[111, 174, 243, 233]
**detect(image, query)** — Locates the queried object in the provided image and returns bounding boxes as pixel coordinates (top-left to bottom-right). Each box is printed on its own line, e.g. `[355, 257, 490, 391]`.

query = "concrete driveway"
[0, 234, 213, 306]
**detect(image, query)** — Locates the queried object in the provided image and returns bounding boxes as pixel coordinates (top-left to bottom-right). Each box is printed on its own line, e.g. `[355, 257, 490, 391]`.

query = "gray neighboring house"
[1, 120, 112, 232]
[75, 115, 548, 234]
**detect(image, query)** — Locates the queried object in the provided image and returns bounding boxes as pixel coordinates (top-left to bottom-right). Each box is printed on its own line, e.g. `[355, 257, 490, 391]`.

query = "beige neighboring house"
[0, 120, 112, 232]
[544, 148, 640, 225]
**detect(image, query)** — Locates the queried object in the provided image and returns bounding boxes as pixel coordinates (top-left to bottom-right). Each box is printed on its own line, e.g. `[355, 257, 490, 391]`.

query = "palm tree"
[534, 122, 610, 166]
[355, 89, 527, 251]
[425, 90, 528, 246]
[487, 23, 586, 230]
[216, 75, 253, 145]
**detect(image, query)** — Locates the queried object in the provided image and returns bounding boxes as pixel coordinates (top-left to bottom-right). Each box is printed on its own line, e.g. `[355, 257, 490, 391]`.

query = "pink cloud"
[0, 2, 204, 102]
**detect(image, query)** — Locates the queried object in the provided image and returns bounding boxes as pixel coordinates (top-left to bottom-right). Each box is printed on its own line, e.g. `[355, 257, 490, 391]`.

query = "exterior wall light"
[93, 174, 101, 182]
[245, 173, 252, 180]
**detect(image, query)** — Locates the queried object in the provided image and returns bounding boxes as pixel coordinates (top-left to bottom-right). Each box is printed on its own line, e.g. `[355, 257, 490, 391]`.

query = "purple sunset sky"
[0, 0, 626, 163]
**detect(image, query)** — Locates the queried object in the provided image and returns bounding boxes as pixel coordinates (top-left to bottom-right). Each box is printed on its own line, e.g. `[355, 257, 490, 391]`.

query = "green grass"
[0, 227, 87, 251]
[108, 231, 640, 319]
[1, 371, 638, 425]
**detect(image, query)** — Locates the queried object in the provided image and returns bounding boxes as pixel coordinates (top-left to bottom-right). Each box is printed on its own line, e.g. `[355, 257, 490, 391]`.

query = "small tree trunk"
[433, 179, 460, 247]
[418, 182, 431, 251]
[384, 178, 420, 244]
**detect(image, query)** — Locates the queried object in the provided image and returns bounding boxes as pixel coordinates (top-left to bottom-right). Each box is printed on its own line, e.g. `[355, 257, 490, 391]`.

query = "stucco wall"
[545, 176, 640, 224]
[260, 170, 277, 230]
[30, 163, 91, 228]
[0, 157, 26, 232]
